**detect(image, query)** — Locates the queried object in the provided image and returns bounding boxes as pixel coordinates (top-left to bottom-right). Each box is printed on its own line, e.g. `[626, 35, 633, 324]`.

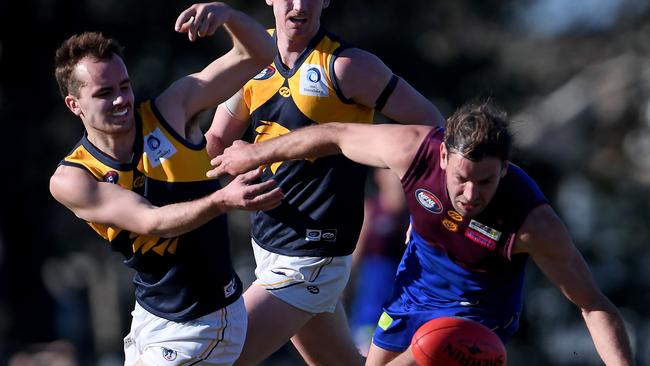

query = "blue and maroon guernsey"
[372, 127, 548, 351]
[403, 127, 548, 272]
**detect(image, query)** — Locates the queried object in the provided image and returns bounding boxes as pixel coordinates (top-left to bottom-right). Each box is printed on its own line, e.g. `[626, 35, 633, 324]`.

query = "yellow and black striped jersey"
[59, 99, 241, 321]
[245, 28, 374, 257]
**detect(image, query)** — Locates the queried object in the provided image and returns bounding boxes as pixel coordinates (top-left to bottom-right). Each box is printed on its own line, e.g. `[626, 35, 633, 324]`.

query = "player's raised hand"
[218, 168, 283, 211]
[175, 2, 232, 42]
[208, 140, 260, 178]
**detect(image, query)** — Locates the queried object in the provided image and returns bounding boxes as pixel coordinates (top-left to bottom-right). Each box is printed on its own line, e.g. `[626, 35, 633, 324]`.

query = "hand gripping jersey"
[59, 100, 242, 322]
[377, 128, 548, 346]
[243, 28, 374, 257]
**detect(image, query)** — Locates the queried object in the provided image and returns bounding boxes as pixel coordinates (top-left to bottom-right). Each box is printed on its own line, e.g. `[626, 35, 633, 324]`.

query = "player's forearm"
[255, 124, 343, 164]
[145, 192, 227, 238]
[582, 306, 635, 365]
[223, 7, 275, 66]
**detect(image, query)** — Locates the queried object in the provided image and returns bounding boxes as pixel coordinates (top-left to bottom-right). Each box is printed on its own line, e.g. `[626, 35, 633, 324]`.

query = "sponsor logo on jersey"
[124, 336, 134, 348]
[253, 65, 276, 80]
[299, 64, 329, 97]
[306, 229, 321, 241]
[447, 210, 463, 222]
[147, 135, 160, 149]
[162, 347, 177, 361]
[307, 285, 320, 294]
[321, 229, 337, 241]
[464, 228, 497, 251]
[306, 229, 337, 241]
[103, 171, 119, 184]
[415, 189, 443, 214]
[468, 219, 501, 241]
[442, 218, 458, 232]
[224, 277, 237, 298]
[133, 175, 145, 188]
[143, 128, 177, 168]
[278, 86, 291, 97]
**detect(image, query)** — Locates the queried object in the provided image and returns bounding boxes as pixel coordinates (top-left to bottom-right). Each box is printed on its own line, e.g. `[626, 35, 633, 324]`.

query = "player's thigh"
[234, 285, 313, 366]
[291, 300, 364, 366]
[366, 343, 405, 366]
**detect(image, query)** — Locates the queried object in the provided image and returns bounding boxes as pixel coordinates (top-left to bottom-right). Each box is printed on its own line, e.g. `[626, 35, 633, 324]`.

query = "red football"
[411, 317, 506, 366]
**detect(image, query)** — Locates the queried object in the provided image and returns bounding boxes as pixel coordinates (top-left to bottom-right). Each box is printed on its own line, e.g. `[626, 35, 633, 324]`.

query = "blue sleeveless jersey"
[59, 100, 242, 321]
[373, 128, 548, 351]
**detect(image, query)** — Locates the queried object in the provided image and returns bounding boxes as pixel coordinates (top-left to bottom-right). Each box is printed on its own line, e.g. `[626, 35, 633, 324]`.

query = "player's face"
[267, 0, 330, 41]
[65, 55, 135, 135]
[440, 143, 507, 218]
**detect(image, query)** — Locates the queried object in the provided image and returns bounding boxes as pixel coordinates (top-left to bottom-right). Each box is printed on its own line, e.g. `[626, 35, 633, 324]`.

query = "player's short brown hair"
[54, 32, 124, 98]
[444, 100, 512, 161]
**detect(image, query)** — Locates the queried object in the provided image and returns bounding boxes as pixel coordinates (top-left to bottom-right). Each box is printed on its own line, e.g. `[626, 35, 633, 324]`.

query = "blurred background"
[1, 0, 649, 365]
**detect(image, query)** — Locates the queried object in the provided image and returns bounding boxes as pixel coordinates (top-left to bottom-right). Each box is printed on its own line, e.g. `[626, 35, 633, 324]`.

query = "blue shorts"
[371, 231, 524, 352]
[371, 302, 519, 352]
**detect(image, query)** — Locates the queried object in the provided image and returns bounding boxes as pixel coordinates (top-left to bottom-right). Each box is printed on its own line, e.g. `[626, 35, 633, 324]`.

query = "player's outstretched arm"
[516, 205, 635, 365]
[208, 123, 433, 179]
[50, 166, 282, 238]
[334, 47, 445, 127]
[157, 2, 274, 131]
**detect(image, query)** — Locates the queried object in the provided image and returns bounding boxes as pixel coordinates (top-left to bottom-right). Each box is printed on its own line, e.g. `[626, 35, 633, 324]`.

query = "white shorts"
[251, 239, 352, 314]
[123, 297, 246, 366]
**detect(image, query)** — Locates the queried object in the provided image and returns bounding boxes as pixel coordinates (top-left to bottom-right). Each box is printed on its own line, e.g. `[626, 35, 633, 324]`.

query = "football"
[411, 317, 506, 366]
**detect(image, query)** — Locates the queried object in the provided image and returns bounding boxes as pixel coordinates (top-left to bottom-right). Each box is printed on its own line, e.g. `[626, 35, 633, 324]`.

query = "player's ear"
[64, 95, 83, 116]
[500, 161, 508, 178]
[439, 143, 448, 170]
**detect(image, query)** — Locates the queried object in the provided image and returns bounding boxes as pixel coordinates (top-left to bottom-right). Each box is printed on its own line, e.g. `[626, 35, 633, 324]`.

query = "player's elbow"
[206, 133, 226, 158]
[577, 292, 616, 316]
[234, 38, 274, 71]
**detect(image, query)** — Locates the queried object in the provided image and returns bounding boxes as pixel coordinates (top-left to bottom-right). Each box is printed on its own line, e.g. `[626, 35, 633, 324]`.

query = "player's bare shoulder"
[333, 47, 391, 104]
[49, 165, 99, 212]
[512, 203, 567, 256]
[334, 47, 389, 81]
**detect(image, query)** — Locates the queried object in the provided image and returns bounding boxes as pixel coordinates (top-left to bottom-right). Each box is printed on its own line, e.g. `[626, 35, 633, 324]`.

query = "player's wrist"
[210, 189, 232, 212]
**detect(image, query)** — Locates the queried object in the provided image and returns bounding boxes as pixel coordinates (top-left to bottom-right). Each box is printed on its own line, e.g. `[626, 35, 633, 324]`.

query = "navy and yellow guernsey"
[244, 28, 374, 257]
[59, 99, 242, 322]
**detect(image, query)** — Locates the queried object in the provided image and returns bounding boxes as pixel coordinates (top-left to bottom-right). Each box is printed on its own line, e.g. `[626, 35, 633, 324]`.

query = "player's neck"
[86, 128, 136, 163]
[276, 29, 318, 69]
